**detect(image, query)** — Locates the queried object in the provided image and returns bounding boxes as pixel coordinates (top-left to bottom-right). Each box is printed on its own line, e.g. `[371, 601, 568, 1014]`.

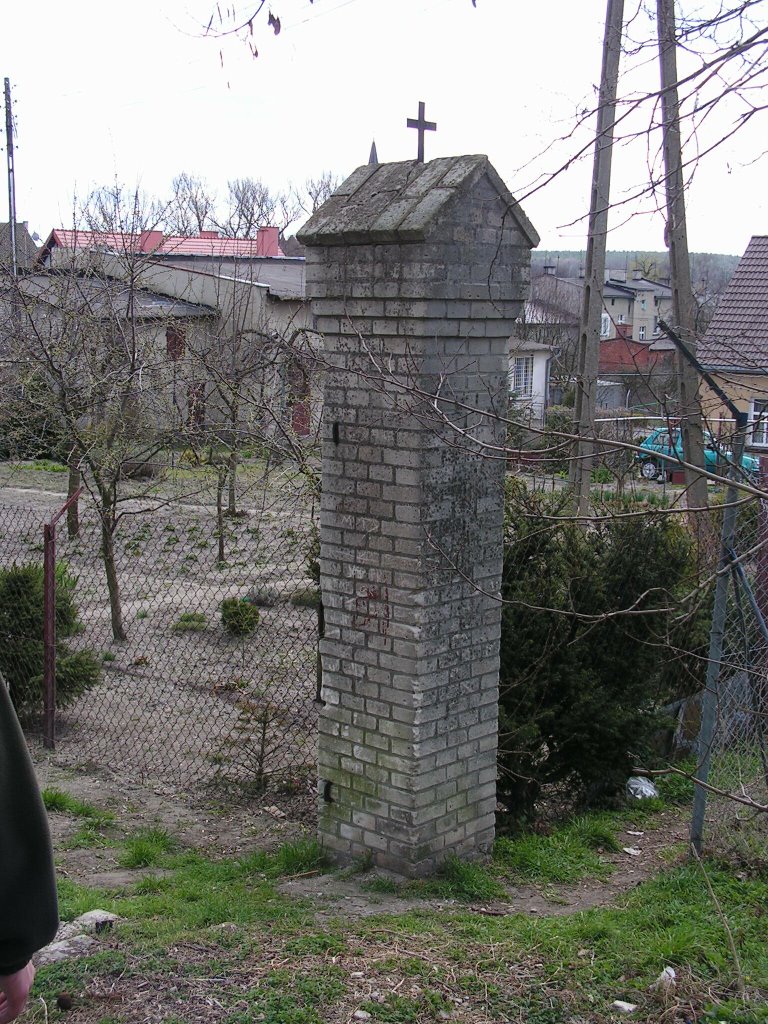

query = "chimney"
[632, 268, 643, 281]
[139, 230, 164, 253]
[257, 226, 280, 257]
[199, 230, 221, 238]
[543, 263, 556, 276]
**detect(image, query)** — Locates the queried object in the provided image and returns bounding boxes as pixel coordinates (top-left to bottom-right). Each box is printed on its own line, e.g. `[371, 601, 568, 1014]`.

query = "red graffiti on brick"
[353, 586, 390, 636]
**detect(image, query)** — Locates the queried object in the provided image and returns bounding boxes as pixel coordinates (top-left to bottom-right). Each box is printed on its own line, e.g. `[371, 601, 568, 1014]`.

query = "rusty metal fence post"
[42, 486, 84, 749]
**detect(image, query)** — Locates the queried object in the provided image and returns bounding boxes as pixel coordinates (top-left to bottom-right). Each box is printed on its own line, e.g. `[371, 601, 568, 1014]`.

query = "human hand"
[0, 962, 35, 1024]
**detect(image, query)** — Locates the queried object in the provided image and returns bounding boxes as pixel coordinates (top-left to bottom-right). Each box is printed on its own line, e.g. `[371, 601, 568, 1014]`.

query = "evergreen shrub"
[0, 562, 101, 716]
[541, 406, 573, 472]
[498, 481, 708, 823]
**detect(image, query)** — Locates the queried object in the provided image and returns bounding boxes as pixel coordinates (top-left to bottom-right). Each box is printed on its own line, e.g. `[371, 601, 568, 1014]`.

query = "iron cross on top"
[407, 101, 437, 163]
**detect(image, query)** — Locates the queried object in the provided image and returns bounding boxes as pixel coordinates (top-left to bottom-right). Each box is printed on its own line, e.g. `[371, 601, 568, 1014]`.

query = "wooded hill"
[531, 250, 740, 305]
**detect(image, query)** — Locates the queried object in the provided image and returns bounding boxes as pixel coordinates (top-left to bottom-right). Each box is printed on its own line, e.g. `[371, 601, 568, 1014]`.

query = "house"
[36, 226, 286, 265]
[532, 268, 673, 343]
[698, 235, 768, 451]
[601, 273, 673, 342]
[5, 227, 317, 443]
[12, 271, 219, 433]
[508, 302, 560, 423]
[0, 222, 38, 272]
[531, 269, 674, 409]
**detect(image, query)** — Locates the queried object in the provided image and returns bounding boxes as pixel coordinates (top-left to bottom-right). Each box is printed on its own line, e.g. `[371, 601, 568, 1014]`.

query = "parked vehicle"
[636, 426, 759, 481]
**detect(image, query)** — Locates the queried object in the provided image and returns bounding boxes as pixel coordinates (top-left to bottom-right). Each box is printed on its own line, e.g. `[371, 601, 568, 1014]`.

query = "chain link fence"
[692, 488, 768, 864]
[0, 459, 320, 799]
[4, 453, 767, 842]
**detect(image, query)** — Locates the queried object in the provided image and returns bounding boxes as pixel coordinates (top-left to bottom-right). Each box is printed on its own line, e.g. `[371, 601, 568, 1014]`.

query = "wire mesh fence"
[695, 489, 768, 863]
[0, 460, 320, 798]
[3, 451, 767, 842]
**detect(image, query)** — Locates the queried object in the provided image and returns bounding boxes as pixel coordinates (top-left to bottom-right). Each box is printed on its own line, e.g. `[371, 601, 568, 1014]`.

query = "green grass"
[511, 864, 768, 989]
[289, 586, 321, 609]
[62, 823, 111, 850]
[42, 787, 114, 825]
[360, 864, 768, 1021]
[13, 458, 69, 473]
[702, 1000, 768, 1022]
[171, 611, 208, 631]
[269, 837, 327, 876]
[362, 855, 505, 903]
[42, 816, 768, 1024]
[650, 759, 698, 805]
[284, 932, 346, 955]
[118, 827, 177, 868]
[54, 842, 322, 949]
[245, 965, 346, 1022]
[362, 809, 637, 900]
[494, 812, 621, 884]
[33, 950, 128, 1006]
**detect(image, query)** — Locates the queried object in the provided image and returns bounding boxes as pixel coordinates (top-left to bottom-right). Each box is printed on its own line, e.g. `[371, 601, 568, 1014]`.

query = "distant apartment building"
[530, 268, 675, 409]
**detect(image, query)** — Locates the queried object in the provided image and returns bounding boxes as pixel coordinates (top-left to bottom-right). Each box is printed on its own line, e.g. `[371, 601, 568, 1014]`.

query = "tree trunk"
[66, 458, 81, 539]
[99, 495, 126, 641]
[227, 448, 238, 516]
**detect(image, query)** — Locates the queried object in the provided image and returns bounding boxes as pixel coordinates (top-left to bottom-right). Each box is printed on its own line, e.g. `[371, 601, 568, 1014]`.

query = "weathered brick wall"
[301, 159, 535, 874]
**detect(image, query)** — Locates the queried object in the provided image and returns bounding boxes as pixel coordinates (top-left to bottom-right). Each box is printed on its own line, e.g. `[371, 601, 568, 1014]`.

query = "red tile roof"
[39, 227, 285, 262]
[699, 236, 768, 370]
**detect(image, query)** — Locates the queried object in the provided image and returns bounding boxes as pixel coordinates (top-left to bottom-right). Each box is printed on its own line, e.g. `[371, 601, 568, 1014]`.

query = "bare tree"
[164, 173, 218, 236]
[7, 258, 178, 641]
[217, 177, 300, 239]
[81, 183, 165, 237]
[295, 171, 341, 217]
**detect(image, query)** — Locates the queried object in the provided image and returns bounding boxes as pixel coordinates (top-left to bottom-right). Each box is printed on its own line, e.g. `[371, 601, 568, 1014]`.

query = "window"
[511, 355, 534, 398]
[187, 383, 206, 428]
[618, 314, 625, 324]
[638, 326, 646, 341]
[751, 400, 768, 446]
[600, 312, 611, 338]
[287, 357, 311, 437]
[166, 325, 186, 361]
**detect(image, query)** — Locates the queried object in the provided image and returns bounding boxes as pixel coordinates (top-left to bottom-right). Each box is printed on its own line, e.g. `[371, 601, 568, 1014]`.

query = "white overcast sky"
[2, 0, 765, 255]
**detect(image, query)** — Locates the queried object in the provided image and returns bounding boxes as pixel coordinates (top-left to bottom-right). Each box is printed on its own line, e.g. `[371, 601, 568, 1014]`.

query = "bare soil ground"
[0, 466, 320, 795]
[34, 745, 689, 919]
[12, 472, 738, 1024]
[26, 751, 702, 1024]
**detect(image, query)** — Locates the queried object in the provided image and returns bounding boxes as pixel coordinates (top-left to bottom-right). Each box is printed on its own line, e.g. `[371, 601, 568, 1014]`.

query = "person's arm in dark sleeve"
[0, 677, 59, 978]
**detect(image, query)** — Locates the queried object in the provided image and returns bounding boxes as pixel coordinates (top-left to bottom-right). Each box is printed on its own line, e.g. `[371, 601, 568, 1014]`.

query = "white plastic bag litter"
[626, 776, 659, 800]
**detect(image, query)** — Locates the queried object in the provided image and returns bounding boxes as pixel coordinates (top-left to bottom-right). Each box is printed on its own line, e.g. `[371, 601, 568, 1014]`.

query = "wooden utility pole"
[4, 78, 18, 278]
[657, 0, 709, 519]
[571, 0, 625, 517]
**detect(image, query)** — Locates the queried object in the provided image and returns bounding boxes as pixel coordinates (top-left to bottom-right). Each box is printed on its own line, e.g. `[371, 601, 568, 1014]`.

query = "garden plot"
[0, 465, 320, 795]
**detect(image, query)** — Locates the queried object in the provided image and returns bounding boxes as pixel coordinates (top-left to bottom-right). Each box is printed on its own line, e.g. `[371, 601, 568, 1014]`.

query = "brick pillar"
[298, 157, 538, 875]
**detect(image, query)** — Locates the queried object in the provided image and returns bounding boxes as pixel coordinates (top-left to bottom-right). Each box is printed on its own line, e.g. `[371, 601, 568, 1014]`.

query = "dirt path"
[279, 808, 688, 919]
[35, 747, 688, 918]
